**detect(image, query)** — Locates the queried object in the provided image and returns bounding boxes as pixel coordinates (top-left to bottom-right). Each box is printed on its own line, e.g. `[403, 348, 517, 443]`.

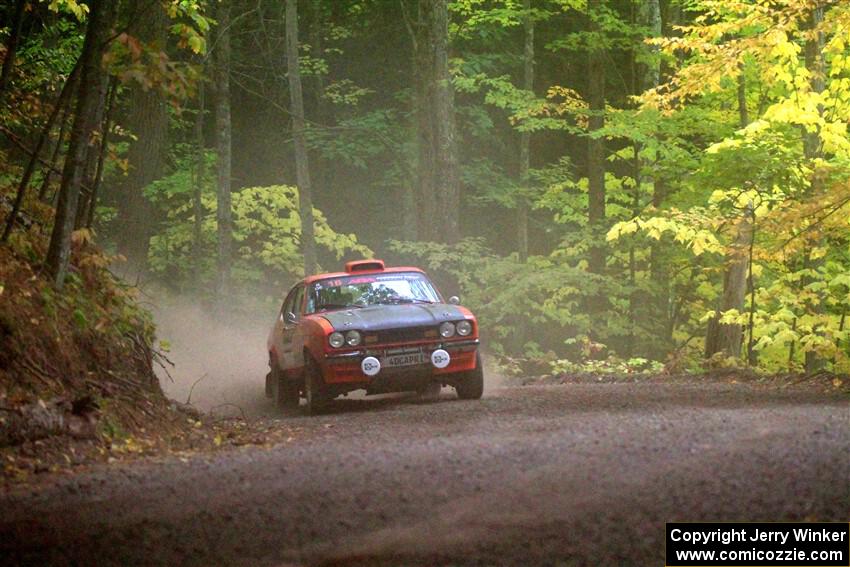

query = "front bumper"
[322, 339, 479, 384]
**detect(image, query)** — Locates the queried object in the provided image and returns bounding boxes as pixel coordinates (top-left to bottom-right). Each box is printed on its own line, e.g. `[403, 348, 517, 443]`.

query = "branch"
[185, 373, 207, 405]
[399, 0, 418, 53]
[0, 125, 95, 194]
[778, 193, 850, 250]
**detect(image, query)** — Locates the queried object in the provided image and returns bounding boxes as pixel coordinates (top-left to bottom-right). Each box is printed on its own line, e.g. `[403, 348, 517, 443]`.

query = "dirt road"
[1, 381, 848, 566]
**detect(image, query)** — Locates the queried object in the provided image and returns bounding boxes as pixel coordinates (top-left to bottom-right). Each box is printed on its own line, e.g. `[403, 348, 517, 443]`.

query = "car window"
[306, 272, 440, 313]
[280, 286, 299, 320]
[290, 285, 305, 318]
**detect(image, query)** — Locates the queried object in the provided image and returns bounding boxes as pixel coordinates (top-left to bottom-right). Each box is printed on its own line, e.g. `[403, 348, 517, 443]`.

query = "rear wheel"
[304, 356, 331, 415]
[455, 352, 484, 400]
[271, 360, 299, 411]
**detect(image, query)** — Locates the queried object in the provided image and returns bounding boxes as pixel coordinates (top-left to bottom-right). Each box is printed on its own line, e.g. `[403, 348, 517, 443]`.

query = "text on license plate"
[383, 352, 427, 368]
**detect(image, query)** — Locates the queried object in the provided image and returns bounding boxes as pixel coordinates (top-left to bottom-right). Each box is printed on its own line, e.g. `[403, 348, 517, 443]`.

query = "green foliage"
[390, 238, 621, 357]
[550, 356, 665, 376]
[144, 150, 371, 302]
[305, 109, 400, 169]
[47, 0, 89, 21]
[607, 0, 850, 372]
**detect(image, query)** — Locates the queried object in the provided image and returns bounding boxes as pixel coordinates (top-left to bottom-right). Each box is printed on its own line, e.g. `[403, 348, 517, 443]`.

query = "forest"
[2, 0, 849, 378]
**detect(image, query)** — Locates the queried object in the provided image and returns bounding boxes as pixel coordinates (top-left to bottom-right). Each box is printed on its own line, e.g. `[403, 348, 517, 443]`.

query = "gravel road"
[1, 381, 848, 566]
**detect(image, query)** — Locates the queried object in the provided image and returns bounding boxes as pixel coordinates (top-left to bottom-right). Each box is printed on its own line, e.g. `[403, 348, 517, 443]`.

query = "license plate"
[383, 352, 427, 368]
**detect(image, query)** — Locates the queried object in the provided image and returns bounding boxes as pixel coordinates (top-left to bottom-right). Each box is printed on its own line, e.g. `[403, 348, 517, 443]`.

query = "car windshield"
[307, 272, 441, 313]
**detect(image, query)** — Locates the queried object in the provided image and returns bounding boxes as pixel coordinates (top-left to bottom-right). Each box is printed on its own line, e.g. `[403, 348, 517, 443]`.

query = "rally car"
[265, 259, 483, 414]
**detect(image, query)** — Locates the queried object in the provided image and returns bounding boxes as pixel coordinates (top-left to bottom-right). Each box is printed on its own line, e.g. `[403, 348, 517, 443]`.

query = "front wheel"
[455, 352, 484, 400]
[304, 356, 331, 415]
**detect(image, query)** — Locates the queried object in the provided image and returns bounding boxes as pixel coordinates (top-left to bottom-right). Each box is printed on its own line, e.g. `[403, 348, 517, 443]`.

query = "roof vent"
[345, 259, 386, 273]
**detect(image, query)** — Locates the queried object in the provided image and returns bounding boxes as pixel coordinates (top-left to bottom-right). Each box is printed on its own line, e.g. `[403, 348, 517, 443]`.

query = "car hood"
[319, 303, 466, 332]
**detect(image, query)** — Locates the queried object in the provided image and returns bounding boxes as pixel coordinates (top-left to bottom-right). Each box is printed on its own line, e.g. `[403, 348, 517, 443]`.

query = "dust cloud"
[481, 354, 508, 392]
[151, 297, 274, 417]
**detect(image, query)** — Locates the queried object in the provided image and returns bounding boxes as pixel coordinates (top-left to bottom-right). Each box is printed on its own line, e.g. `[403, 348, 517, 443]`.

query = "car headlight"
[345, 330, 361, 347]
[439, 321, 456, 338]
[456, 320, 472, 336]
[328, 331, 345, 348]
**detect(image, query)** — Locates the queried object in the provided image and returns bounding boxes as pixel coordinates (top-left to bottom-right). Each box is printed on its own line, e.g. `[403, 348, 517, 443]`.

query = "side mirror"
[448, 296, 460, 305]
[284, 311, 297, 324]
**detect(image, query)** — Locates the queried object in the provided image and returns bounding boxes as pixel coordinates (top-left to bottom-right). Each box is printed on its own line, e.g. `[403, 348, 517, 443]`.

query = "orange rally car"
[265, 259, 483, 414]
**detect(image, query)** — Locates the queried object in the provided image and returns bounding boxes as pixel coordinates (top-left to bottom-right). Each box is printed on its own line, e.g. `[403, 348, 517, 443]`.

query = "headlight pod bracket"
[329, 330, 362, 348]
[330, 320, 472, 349]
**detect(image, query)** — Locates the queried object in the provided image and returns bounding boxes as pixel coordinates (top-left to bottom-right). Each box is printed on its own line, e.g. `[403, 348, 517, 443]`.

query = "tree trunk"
[309, 0, 338, 240]
[704, 215, 752, 360]
[38, 102, 73, 202]
[704, 66, 752, 362]
[745, 208, 757, 365]
[86, 78, 117, 230]
[627, 0, 657, 355]
[286, 0, 317, 276]
[114, 0, 168, 274]
[517, 0, 534, 262]
[214, 2, 233, 295]
[414, 0, 437, 242]
[644, 0, 669, 358]
[802, 5, 825, 374]
[193, 68, 206, 286]
[736, 70, 748, 128]
[75, 70, 110, 230]
[45, 0, 116, 289]
[0, 0, 26, 99]
[399, 0, 420, 241]
[2, 63, 80, 242]
[586, 0, 607, 325]
[431, 0, 460, 244]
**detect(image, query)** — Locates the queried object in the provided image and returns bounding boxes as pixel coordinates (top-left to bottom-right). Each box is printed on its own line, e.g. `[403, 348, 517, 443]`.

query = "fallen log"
[0, 396, 99, 446]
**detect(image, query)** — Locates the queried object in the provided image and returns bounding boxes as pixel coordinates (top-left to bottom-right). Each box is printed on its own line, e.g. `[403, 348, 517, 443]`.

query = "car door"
[279, 284, 305, 375]
[288, 285, 308, 376]
[271, 285, 298, 370]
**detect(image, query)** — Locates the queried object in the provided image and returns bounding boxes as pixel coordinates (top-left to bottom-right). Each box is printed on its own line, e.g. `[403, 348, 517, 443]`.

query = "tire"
[303, 356, 330, 415]
[271, 361, 299, 411]
[455, 352, 484, 400]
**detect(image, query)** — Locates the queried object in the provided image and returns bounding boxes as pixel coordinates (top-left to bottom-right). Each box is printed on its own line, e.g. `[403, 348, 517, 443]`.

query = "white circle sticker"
[361, 356, 381, 377]
[431, 349, 450, 369]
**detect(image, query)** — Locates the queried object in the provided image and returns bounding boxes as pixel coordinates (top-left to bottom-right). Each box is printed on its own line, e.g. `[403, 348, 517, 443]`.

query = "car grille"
[365, 326, 436, 345]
